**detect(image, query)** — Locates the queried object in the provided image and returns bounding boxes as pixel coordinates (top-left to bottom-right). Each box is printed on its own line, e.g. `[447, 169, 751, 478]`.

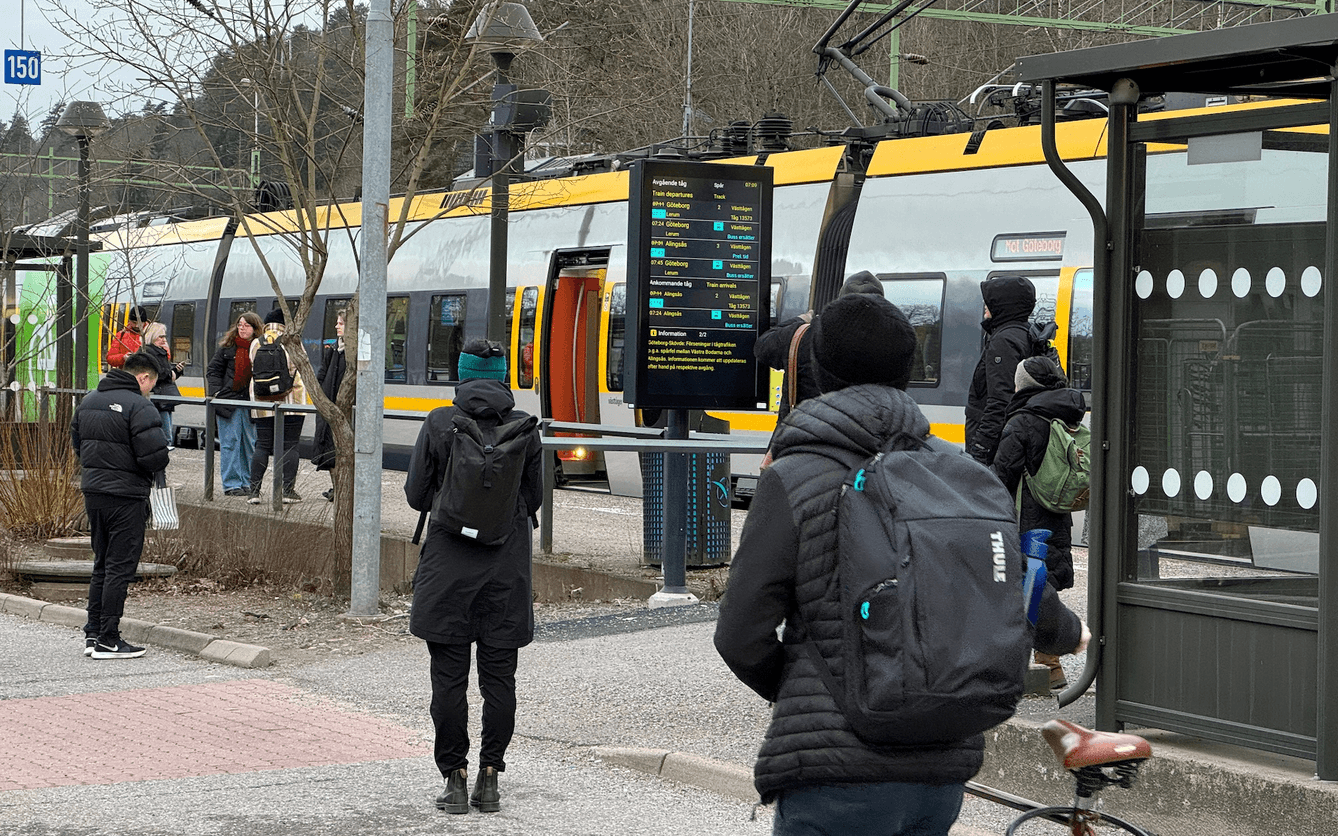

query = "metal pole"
[75, 135, 90, 392]
[650, 408, 698, 607]
[487, 146, 510, 344]
[1314, 72, 1338, 781]
[349, 0, 392, 617]
[683, 0, 694, 139]
[251, 89, 260, 189]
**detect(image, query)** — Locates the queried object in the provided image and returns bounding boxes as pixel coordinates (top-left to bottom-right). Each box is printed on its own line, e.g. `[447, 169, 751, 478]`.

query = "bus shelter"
[1019, 15, 1338, 779]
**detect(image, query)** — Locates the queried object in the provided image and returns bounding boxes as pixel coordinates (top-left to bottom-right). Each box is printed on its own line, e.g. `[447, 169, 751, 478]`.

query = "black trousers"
[427, 641, 518, 777]
[83, 496, 148, 643]
[250, 414, 305, 493]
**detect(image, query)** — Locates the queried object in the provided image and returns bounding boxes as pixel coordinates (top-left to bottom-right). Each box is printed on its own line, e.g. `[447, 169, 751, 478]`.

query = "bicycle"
[966, 719, 1155, 835]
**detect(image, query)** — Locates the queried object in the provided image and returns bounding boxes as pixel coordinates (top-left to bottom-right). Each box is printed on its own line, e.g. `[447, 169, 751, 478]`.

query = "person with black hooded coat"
[404, 339, 542, 816]
[311, 311, 347, 500]
[715, 294, 1088, 835]
[965, 274, 1039, 466]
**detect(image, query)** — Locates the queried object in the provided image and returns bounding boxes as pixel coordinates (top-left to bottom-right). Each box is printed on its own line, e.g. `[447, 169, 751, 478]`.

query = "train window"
[227, 301, 256, 336]
[426, 294, 468, 383]
[779, 275, 811, 320]
[878, 275, 945, 387]
[985, 270, 1060, 326]
[1068, 269, 1093, 393]
[606, 283, 626, 392]
[386, 296, 409, 382]
[504, 289, 516, 373]
[171, 303, 194, 369]
[518, 287, 537, 389]
[322, 298, 351, 345]
[770, 281, 783, 327]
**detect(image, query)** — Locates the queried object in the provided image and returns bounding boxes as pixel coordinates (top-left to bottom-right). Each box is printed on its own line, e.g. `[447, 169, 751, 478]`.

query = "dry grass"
[0, 419, 85, 544]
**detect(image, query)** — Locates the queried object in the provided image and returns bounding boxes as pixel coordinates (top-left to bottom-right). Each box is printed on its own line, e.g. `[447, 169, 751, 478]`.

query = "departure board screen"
[626, 160, 773, 410]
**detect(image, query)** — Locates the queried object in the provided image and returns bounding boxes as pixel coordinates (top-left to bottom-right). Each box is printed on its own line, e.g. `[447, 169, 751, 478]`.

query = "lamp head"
[467, 1, 543, 57]
[56, 101, 111, 139]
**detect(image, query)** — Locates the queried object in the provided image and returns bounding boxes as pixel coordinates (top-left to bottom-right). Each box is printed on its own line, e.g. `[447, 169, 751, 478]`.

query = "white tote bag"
[149, 472, 179, 530]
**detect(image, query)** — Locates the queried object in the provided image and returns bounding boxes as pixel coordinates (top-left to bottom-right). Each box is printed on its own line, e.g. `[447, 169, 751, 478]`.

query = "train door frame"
[539, 247, 611, 480]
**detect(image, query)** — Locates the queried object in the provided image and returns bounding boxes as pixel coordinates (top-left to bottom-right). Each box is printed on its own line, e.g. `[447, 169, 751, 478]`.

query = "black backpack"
[252, 332, 295, 401]
[1029, 320, 1063, 367]
[804, 434, 1032, 747]
[432, 411, 538, 546]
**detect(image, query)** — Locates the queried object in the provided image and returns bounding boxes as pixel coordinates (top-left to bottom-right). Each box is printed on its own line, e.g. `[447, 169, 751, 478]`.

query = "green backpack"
[1022, 419, 1091, 513]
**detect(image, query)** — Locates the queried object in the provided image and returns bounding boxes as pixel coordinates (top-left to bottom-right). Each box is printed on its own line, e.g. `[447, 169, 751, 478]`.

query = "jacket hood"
[453, 377, 516, 419]
[97, 368, 143, 394]
[981, 275, 1036, 330]
[773, 384, 930, 461]
[1006, 386, 1086, 424]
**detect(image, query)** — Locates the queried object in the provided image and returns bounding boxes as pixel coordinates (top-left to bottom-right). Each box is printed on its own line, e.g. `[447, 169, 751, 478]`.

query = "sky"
[2, 0, 173, 129]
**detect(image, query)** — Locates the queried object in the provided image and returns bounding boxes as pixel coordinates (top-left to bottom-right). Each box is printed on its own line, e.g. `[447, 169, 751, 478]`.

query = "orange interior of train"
[545, 269, 604, 464]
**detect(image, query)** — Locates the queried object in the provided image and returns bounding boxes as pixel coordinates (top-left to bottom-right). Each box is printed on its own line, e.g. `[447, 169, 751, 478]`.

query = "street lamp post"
[467, 1, 549, 344]
[56, 101, 111, 393]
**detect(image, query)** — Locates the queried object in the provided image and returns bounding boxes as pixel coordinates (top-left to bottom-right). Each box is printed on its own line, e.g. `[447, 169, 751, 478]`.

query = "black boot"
[435, 768, 469, 814]
[471, 766, 500, 813]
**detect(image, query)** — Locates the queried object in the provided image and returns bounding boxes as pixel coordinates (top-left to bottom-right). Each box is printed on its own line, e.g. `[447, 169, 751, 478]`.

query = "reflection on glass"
[427, 294, 468, 383]
[518, 287, 537, 389]
[879, 277, 943, 386]
[1068, 269, 1093, 392]
[607, 283, 626, 392]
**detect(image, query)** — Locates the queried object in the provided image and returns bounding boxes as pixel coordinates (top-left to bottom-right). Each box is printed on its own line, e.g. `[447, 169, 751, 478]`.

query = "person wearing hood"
[247, 307, 307, 504]
[715, 294, 1088, 835]
[404, 339, 543, 816]
[965, 275, 1038, 466]
[991, 355, 1087, 691]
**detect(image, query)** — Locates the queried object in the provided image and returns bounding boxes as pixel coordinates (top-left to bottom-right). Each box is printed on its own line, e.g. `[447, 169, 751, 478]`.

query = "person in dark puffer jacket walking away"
[715, 294, 1090, 836]
[991, 355, 1087, 691]
[965, 275, 1038, 466]
[404, 339, 543, 816]
[71, 352, 171, 660]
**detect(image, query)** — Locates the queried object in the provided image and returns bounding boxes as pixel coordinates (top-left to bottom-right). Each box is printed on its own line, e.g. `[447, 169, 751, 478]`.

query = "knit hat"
[812, 294, 918, 393]
[1015, 355, 1067, 392]
[264, 307, 286, 325]
[457, 339, 507, 382]
[127, 305, 150, 322]
[839, 270, 885, 298]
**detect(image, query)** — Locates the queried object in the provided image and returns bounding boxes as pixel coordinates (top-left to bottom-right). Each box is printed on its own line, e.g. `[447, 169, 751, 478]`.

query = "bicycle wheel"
[1005, 805, 1156, 836]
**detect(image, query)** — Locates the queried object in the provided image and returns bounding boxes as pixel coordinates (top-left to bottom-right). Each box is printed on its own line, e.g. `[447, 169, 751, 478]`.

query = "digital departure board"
[625, 160, 773, 410]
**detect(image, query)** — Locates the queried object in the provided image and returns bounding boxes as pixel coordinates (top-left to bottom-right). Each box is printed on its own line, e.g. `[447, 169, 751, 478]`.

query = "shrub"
[0, 418, 84, 542]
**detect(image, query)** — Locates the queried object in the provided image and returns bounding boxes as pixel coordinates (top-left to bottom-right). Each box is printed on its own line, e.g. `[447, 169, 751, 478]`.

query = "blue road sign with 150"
[4, 51, 41, 86]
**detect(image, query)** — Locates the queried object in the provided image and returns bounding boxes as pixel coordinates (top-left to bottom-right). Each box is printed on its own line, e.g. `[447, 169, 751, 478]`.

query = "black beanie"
[812, 294, 918, 392]
[839, 270, 885, 298]
[264, 307, 286, 325]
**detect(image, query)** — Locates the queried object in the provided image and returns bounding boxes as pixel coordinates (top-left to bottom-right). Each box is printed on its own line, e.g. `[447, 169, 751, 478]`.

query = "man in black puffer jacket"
[71, 353, 171, 660]
[715, 295, 1088, 836]
[965, 275, 1039, 466]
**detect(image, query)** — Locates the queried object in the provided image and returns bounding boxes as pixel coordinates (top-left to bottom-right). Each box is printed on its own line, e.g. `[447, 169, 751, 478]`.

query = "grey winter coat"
[405, 378, 543, 648]
[714, 383, 1082, 802]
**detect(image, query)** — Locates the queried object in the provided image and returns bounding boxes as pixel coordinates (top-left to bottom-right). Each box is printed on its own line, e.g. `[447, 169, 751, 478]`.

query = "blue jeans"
[774, 781, 964, 836]
[159, 410, 173, 446]
[216, 408, 256, 492]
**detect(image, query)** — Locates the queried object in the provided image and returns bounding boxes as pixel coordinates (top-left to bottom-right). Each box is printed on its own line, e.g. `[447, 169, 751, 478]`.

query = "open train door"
[540, 249, 609, 484]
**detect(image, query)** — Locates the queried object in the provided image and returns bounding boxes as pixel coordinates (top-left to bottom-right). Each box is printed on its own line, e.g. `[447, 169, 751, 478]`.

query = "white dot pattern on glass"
[1127, 468, 1318, 509]
[1301, 265, 1322, 298]
[1166, 269, 1186, 299]
[1266, 266, 1286, 298]
[1198, 268, 1217, 299]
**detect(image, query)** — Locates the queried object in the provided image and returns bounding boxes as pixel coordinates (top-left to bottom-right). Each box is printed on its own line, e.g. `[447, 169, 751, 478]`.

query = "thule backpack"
[804, 434, 1032, 747]
[432, 411, 537, 546]
[1023, 419, 1091, 513]
[252, 333, 295, 401]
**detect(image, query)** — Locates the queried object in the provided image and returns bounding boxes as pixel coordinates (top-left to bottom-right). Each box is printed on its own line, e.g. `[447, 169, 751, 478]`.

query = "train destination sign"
[626, 159, 773, 410]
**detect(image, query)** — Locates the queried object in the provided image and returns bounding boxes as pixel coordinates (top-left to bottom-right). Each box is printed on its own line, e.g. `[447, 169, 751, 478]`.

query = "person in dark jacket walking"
[206, 312, 263, 496]
[404, 339, 543, 816]
[141, 321, 184, 449]
[755, 271, 884, 450]
[715, 294, 1089, 836]
[71, 353, 171, 659]
[311, 311, 348, 501]
[965, 275, 1038, 466]
[991, 355, 1087, 691]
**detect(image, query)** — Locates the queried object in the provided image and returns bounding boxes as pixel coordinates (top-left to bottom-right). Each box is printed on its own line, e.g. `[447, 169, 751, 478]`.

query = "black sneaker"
[322, 488, 334, 502]
[282, 490, 303, 504]
[224, 488, 249, 497]
[247, 492, 262, 505]
[90, 640, 147, 660]
[84, 636, 97, 657]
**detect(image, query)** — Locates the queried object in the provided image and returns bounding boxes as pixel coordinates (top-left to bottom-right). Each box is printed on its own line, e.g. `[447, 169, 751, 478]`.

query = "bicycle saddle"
[1041, 719, 1152, 770]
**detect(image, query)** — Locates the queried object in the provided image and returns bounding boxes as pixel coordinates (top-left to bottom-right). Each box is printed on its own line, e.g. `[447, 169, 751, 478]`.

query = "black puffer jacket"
[714, 384, 1082, 802]
[755, 312, 817, 425]
[143, 342, 181, 413]
[405, 378, 543, 648]
[311, 343, 348, 471]
[965, 276, 1036, 465]
[992, 385, 1087, 591]
[70, 369, 171, 499]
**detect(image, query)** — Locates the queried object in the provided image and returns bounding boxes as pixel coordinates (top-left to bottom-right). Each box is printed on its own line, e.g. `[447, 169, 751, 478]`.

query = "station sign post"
[625, 159, 773, 605]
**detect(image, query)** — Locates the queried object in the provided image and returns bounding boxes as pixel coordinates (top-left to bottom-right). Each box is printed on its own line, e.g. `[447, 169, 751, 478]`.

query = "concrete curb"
[0, 591, 271, 669]
[593, 746, 757, 804]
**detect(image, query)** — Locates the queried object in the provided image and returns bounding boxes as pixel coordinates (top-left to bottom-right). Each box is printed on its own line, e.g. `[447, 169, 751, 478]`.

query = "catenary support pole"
[75, 135, 90, 392]
[348, 0, 392, 617]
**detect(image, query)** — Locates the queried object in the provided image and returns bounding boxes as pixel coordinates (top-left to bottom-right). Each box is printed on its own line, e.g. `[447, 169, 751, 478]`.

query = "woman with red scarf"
[206, 312, 264, 496]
